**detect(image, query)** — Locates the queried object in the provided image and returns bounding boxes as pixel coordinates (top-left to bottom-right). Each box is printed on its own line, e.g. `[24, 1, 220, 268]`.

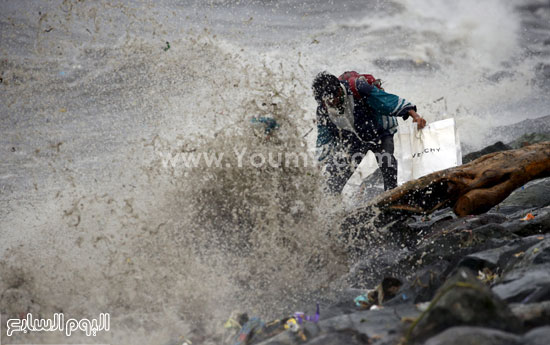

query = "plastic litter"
[230, 316, 289, 345]
[354, 277, 402, 309]
[250, 116, 279, 136]
[293, 303, 320, 324]
[231, 317, 264, 345]
[354, 293, 374, 308]
[284, 318, 307, 341]
[228, 303, 318, 345]
[163, 41, 171, 51]
[521, 213, 535, 221]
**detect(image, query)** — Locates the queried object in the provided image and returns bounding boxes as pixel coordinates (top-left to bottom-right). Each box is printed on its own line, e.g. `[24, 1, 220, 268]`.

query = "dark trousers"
[324, 135, 398, 194]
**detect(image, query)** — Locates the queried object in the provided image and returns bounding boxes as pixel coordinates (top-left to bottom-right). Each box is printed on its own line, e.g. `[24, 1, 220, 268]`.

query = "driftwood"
[367, 141, 550, 217]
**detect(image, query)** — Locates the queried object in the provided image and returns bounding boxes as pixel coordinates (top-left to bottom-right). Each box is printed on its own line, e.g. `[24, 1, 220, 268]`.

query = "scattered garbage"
[293, 303, 320, 324]
[354, 291, 375, 309]
[226, 303, 319, 345]
[231, 317, 264, 345]
[354, 277, 403, 309]
[284, 318, 300, 332]
[284, 318, 308, 341]
[477, 268, 498, 283]
[163, 41, 171, 51]
[521, 213, 535, 221]
[250, 116, 279, 136]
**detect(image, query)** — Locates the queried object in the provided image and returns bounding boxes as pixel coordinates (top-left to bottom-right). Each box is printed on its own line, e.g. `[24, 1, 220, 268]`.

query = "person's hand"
[409, 110, 427, 130]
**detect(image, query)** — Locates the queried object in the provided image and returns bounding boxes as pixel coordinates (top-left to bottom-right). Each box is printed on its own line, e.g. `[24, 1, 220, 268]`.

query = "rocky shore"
[221, 129, 550, 345]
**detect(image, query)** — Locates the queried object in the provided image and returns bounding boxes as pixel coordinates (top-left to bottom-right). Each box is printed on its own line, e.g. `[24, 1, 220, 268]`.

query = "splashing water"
[1, 0, 548, 344]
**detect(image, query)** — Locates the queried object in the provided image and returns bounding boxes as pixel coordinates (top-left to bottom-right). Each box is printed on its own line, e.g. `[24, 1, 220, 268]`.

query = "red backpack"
[338, 71, 383, 99]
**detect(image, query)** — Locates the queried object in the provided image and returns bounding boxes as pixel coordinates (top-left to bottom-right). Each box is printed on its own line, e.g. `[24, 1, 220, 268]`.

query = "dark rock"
[501, 206, 550, 236]
[486, 115, 550, 146]
[458, 235, 543, 273]
[406, 220, 514, 276]
[423, 326, 521, 345]
[497, 178, 550, 211]
[348, 248, 411, 288]
[507, 133, 550, 149]
[523, 326, 550, 345]
[257, 304, 420, 345]
[409, 269, 522, 342]
[462, 141, 512, 164]
[507, 236, 550, 269]
[355, 277, 403, 308]
[386, 260, 451, 305]
[492, 265, 550, 303]
[303, 329, 370, 345]
[407, 209, 456, 232]
[351, 212, 514, 292]
[322, 288, 369, 320]
[511, 301, 550, 328]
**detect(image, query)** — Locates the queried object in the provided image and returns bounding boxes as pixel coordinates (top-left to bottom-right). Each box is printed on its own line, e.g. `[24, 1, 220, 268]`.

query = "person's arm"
[356, 79, 426, 129]
[407, 109, 427, 129]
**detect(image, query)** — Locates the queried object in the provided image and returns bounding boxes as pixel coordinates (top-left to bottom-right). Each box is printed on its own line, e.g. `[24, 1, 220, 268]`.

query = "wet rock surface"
[222, 144, 550, 345]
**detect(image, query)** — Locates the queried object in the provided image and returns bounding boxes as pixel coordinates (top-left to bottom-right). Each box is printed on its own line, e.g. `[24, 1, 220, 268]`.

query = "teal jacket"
[316, 78, 416, 153]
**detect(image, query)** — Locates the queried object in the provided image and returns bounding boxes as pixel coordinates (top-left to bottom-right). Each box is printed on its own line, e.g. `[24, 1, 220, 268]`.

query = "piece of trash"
[355, 278, 402, 309]
[284, 318, 299, 332]
[224, 317, 241, 329]
[60, 108, 67, 113]
[163, 41, 170, 51]
[229, 315, 288, 345]
[293, 303, 319, 324]
[521, 213, 535, 221]
[284, 319, 307, 341]
[59, 71, 66, 76]
[232, 317, 264, 345]
[514, 251, 525, 258]
[250, 116, 280, 136]
[370, 305, 382, 310]
[538, 236, 544, 240]
[416, 302, 430, 312]
[354, 292, 374, 308]
[533, 248, 540, 254]
[477, 268, 498, 283]
[44, 27, 53, 32]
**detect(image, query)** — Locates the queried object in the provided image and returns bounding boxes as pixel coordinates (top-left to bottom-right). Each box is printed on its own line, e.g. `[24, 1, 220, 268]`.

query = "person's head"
[312, 72, 345, 109]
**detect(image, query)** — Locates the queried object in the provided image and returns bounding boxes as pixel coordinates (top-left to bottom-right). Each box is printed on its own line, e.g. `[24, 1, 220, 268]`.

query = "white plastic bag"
[396, 118, 462, 185]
